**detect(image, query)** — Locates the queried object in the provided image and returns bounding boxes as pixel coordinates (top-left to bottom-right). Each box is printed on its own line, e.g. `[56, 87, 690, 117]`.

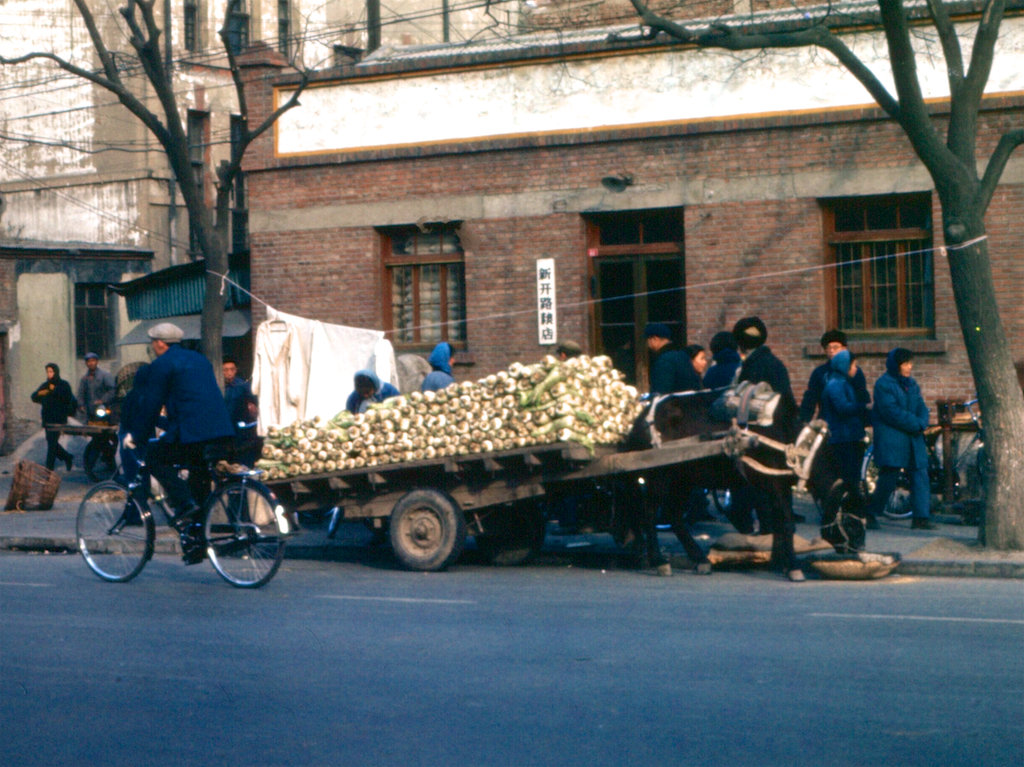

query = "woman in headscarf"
[30, 363, 76, 471]
[421, 342, 455, 392]
[867, 348, 934, 530]
[346, 369, 400, 414]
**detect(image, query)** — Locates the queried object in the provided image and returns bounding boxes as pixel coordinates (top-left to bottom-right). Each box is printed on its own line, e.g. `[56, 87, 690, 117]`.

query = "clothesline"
[208, 234, 988, 337]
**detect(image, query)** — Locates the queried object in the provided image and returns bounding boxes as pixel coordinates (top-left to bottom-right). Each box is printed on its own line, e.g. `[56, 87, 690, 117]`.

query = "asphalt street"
[2, 553, 1022, 767]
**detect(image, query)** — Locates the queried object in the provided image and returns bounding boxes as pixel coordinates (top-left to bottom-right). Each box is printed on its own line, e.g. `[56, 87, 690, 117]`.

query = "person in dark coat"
[733, 316, 804, 581]
[346, 369, 401, 413]
[644, 322, 702, 395]
[799, 329, 868, 424]
[31, 363, 76, 471]
[703, 331, 741, 390]
[126, 322, 235, 563]
[222, 356, 260, 466]
[820, 349, 873, 527]
[421, 342, 456, 392]
[116, 363, 159, 487]
[866, 348, 934, 529]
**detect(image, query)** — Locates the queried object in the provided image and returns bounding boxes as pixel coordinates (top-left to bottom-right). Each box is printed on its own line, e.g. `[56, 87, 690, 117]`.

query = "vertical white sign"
[536, 258, 557, 346]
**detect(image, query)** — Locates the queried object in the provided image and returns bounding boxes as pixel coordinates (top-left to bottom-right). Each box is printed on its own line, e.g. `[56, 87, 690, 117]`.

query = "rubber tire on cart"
[476, 500, 547, 567]
[389, 488, 467, 571]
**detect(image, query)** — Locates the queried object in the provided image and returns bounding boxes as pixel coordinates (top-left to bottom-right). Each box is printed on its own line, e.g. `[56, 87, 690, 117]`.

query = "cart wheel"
[389, 489, 466, 571]
[477, 500, 547, 567]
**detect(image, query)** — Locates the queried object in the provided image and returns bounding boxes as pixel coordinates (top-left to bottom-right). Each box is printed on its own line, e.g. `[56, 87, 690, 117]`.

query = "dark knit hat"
[886, 347, 914, 376]
[732, 316, 767, 351]
[709, 331, 737, 355]
[819, 329, 848, 348]
[644, 322, 672, 340]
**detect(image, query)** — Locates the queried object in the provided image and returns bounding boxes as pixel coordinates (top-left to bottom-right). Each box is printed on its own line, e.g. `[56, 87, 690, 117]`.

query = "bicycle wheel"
[860, 447, 912, 519]
[203, 480, 285, 588]
[76, 481, 154, 582]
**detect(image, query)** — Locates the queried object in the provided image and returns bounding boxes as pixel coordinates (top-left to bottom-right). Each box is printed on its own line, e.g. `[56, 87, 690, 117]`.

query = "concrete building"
[242, 4, 1024, 415]
[0, 0, 520, 450]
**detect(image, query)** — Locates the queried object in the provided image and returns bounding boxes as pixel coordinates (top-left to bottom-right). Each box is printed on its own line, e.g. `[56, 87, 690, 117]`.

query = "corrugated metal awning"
[109, 260, 250, 320]
[116, 310, 251, 345]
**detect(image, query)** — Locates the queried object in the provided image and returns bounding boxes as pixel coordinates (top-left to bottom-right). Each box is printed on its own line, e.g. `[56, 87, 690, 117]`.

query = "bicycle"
[860, 397, 986, 520]
[76, 458, 295, 588]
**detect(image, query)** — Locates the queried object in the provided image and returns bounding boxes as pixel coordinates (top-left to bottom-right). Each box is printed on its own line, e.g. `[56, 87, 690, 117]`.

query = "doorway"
[586, 209, 685, 389]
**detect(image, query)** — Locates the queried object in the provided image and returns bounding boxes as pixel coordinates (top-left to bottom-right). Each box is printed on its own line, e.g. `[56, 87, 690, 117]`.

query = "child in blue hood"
[821, 349, 873, 528]
[421, 342, 455, 392]
[346, 369, 400, 414]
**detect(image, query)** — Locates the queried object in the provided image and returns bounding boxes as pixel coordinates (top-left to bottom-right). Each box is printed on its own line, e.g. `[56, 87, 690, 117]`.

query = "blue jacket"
[871, 351, 929, 469]
[800, 358, 868, 423]
[703, 347, 740, 390]
[821, 350, 869, 444]
[649, 343, 702, 395]
[421, 342, 455, 392]
[346, 369, 401, 413]
[136, 344, 235, 445]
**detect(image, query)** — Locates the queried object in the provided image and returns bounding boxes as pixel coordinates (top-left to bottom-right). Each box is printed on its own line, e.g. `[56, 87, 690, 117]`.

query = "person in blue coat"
[799, 329, 868, 424]
[867, 348, 934, 530]
[125, 322, 235, 562]
[346, 369, 401, 413]
[703, 331, 741, 390]
[644, 322, 702, 395]
[421, 342, 455, 392]
[821, 349, 873, 526]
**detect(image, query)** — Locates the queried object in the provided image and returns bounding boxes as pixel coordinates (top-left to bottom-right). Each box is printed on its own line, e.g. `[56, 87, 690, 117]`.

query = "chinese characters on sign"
[536, 258, 557, 345]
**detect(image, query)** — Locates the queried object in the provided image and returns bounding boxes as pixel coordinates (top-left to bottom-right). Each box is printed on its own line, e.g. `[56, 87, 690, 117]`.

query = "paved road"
[2, 553, 1022, 767]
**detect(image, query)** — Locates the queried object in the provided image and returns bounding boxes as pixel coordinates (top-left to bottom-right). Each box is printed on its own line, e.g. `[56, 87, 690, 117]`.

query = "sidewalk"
[1, 439, 1022, 578]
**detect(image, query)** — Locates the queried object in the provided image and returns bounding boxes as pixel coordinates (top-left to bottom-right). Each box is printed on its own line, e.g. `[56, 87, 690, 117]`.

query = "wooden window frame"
[381, 224, 466, 351]
[184, 0, 199, 53]
[75, 283, 114, 359]
[823, 193, 934, 337]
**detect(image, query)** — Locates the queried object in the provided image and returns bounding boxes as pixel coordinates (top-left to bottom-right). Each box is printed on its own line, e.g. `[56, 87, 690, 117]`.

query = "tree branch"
[977, 128, 1024, 211]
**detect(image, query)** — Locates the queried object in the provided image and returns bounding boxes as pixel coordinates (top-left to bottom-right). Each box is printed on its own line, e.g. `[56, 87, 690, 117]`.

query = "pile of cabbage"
[255, 354, 642, 479]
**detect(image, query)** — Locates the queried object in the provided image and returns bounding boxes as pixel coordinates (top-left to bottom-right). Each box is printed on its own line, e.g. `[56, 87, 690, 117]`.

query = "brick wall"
[246, 99, 1024, 405]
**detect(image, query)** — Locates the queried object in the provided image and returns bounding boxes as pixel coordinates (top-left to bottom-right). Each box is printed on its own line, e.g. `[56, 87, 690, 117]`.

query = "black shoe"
[65, 455, 73, 471]
[866, 515, 881, 530]
[911, 518, 937, 531]
[180, 529, 205, 565]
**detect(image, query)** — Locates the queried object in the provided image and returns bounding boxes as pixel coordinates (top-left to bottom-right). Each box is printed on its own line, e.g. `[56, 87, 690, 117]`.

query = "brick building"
[243, 12, 1024, 410]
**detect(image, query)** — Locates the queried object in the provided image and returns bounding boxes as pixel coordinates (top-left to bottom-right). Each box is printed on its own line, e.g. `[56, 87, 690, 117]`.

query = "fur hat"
[732, 316, 767, 351]
[147, 322, 184, 343]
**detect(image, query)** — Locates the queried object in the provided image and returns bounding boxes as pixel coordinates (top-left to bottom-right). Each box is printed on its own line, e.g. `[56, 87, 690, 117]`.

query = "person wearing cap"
[127, 322, 235, 564]
[421, 342, 456, 392]
[799, 329, 868, 425]
[866, 348, 935, 530]
[556, 340, 583, 361]
[346, 369, 400, 414]
[644, 322, 702, 395]
[732, 316, 804, 581]
[76, 352, 118, 480]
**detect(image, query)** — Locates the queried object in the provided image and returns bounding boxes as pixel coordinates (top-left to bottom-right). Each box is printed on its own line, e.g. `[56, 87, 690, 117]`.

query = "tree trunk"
[938, 195, 1024, 549]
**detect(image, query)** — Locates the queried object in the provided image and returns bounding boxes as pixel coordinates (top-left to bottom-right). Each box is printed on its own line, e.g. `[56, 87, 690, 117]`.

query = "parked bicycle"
[860, 397, 986, 521]
[76, 458, 296, 588]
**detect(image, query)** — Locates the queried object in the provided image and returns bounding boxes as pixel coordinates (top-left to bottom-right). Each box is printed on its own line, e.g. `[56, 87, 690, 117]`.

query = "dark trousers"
[868, 463, 930, 520]
[147, 438, 232, 517]
[44, 429, 73, 471]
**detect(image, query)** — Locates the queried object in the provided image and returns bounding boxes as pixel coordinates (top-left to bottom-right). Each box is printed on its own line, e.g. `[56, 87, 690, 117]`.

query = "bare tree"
[1, 0, 309, 371]
[618, 0, 1024, 548]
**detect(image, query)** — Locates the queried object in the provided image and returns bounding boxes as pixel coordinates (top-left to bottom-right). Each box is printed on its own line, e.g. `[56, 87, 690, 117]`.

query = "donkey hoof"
[787, 568, 806, 583]
[656, 563, 672, 577]
[694, 562, 712, 575]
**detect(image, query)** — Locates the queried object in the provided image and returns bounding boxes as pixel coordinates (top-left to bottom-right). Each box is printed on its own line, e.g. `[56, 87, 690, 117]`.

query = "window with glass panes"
[75, 284, 113, 359]
[277, 0, 290, 56]
[382, 225, 466, 347]
[184, 0, 199, 52]
[824, 193, 933, 334]
[225, 0, 249, 54]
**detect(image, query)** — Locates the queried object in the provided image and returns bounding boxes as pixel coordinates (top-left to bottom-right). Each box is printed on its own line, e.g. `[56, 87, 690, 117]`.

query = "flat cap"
[147, 322, 184, 343]
[83, 352, 99, 361]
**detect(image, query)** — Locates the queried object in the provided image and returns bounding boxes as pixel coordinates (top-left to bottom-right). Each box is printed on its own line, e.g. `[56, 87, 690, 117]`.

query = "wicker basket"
[4, 460, 62, 511]
[808, 552, 901, 580]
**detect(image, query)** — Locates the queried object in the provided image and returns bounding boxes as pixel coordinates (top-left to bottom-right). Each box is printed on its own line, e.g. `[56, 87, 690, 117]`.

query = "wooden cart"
[265, 428, 754, 571]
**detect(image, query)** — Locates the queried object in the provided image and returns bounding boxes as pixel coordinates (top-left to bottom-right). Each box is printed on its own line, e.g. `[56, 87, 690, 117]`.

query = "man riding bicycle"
[124, 322, 235, 564]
